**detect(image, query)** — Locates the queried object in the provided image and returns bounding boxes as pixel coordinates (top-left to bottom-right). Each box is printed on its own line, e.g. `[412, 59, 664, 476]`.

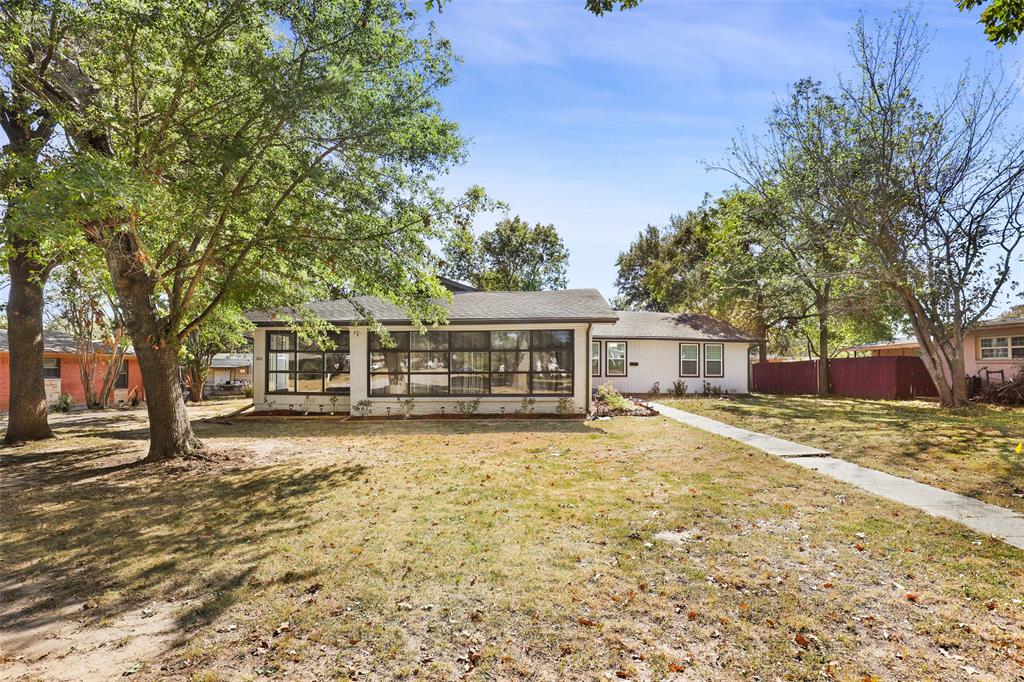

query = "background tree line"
[617, 9, 1024, 406]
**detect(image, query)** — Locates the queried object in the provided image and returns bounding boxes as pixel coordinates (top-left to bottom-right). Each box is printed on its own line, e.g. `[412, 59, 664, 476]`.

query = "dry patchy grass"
[663, 395, 1024, 514]
[2, 404, 1024, 681]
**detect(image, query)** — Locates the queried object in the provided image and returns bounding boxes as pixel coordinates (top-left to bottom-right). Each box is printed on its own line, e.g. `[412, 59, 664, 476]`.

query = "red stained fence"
[753, 356, 938, 400]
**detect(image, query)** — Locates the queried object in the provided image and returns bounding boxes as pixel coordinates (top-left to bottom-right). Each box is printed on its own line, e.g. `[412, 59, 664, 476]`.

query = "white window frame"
[704, 343, 724, 378]
[679, 343, 699, 377]
[605, 341, 627, 377]
[591, 340, 601, 377]
[980, 336, 1010, 359]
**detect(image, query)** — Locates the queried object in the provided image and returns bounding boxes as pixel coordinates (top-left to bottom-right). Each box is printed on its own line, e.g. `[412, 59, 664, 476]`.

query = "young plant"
[329, 394, 340, 415]
[555, 397, 574, 415]
[455, 398, 481, 416]
[354, 400, 373, 418]
[516, 397, 536, 414]
[671, 380, 688, 397]
[396, 397, 416, 418]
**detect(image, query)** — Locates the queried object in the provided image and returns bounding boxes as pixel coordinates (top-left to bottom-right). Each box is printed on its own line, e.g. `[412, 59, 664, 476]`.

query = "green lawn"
[663, 395, 1024, 514]
[3, 405, 1024, 680]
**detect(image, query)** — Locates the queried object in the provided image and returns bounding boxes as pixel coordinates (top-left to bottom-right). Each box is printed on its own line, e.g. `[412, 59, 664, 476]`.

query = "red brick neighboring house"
[0, 330, 145, 412]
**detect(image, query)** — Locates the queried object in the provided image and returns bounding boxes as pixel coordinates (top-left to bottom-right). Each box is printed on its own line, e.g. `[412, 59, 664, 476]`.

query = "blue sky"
[430, 0, 1024, 303]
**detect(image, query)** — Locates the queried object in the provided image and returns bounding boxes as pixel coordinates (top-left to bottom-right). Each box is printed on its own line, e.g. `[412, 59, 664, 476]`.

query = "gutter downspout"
[586, 323, 593, 414]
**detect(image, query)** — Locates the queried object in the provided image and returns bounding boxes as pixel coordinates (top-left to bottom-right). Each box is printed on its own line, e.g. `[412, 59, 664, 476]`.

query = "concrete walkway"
[651, 402, 1024, 550]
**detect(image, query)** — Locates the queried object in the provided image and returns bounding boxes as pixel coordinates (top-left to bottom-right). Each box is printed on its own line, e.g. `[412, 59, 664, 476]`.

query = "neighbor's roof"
[246, 289, 618, 326]
[210, 352, 252, 369]
[593, 311, 762, 342]
[0, 329, 135, 355]
[842, 336, 918, 353]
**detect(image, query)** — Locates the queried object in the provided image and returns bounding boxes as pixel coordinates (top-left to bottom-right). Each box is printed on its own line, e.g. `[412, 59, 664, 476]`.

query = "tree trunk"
[134, 341, 204, 462]
[4, 242, 55, 443]
[104, 229, 205, 461]
[815, 296, 830, 397]
[898, 290, 967, 408]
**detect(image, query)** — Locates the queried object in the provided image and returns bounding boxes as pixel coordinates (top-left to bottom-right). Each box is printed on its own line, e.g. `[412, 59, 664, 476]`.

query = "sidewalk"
[651, 401, 1024, 550]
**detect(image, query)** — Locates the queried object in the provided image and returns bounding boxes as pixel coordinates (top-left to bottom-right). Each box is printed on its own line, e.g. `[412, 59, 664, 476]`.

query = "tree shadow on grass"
[0, 446, 362, 656]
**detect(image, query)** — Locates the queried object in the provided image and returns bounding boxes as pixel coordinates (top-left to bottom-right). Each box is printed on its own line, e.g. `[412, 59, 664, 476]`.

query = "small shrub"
[555, 397, 575, 415]
[455, 398, 481, 416]
[353, 399, 373, 417]
[596, 382, 631, 411]
[243, 384, 254, 399]
[396, 396, 416, 418]
[516, 396, 536, 414]
[328, 394, 340, 414]
[671, 379, 688, 397]
[54, 393, 73, 413]
[649, 381, 661, 394]
[702, 381, 722, 397]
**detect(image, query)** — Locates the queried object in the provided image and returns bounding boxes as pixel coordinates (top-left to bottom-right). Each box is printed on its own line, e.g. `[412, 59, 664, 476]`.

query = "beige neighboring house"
[845, 316, 1024, 382]
[205, 353, 253, 388]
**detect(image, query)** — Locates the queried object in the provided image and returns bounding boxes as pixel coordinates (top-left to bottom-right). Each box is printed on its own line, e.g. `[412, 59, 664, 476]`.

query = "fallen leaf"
[794, 632, 810, 648]
[905, 593, 919, 603]
[687, 610, 697, 621]
[576, 616, 600, 627]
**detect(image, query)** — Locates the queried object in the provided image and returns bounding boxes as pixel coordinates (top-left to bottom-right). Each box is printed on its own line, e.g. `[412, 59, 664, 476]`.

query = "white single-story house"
[247, 287, 618, 415]
[592, 311, 761, 395]
[205, 353, 253, 388]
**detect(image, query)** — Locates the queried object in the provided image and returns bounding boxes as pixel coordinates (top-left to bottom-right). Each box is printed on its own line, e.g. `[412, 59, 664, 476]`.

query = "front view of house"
[248, 288, 619, 415]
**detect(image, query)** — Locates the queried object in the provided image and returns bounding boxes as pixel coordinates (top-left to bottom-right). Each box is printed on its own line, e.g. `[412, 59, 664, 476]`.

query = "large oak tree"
[4, 0, 486, 460]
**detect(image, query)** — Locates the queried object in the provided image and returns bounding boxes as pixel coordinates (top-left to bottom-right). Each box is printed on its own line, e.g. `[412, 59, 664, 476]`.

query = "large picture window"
[369, 329, 574, 397]
[679, 343, 699, 377]
[981, 336, 1024, 359]
[605, 341, 627, 377]
[267, 330, 351, 394]
[704, 343, 724, 377]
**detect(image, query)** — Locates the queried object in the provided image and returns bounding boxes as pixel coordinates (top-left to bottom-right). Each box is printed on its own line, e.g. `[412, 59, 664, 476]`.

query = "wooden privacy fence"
[752, 356, 939, 400]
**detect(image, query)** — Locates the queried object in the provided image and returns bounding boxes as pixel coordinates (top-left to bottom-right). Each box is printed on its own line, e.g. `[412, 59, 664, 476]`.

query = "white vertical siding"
[593, 338, 752, 395]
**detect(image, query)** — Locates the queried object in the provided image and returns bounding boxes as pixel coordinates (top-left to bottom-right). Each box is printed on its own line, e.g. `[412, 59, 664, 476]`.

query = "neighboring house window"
[114, 362, 129, 389]
[591, 340, 601, 377]
[605, 341, 627, 377]
[267, 330, 351, 394]
[704, 343, 724, 377]
[42, 358, 60, 379]
[368, 329, 574, 397]
[679, 343, 699, 377]
[980, 336, 1024, 359]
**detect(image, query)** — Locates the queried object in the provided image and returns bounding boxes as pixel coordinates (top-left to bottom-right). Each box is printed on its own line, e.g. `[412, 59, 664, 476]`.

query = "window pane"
[269, 333, 294, 351]
[370, 352, 408, 373]
[325, 353, 349, 374]
[114, 364, 128, 389]
[491, 331, 528, 350]
[1013, 347, 1024, 359]
[533, 350, 571, 372]
[591, 341, 601, 376]
[705, 344, 723, 361]
[296, 352, 324, 373]
[411, 374, 448, 395]
[492, 350, 530, 372]
[532, 330, 572, 348]
[269, 352, 294, 372]
[982, 348, 1009, 359]
[451, 374, 489, 395]
[531, 372, 572, 394]
[706, 361, 723, 376]
[451, 331, 489, 350]
[370, 331, 409, 351]
[410, 351, 449, 372]
[680, 344, 698, 361]
[328, 331, 350, 352]
[268, 373, 295, 393]
[606, 342, 626, 376]
[325, 372, 350, 393]
[43, 358, 60, 378]
[490, 373, 528, 394]
[296, 373, 323, 392]
[370, 373, 408, 395]
[296, 336, 320, 351]
[1012, 336, 1024, 347]
[452, 351, 488, 372]
[681, 360, 699, 376]
[411, 331, 449, 351]
[981, 337, 1007, 348]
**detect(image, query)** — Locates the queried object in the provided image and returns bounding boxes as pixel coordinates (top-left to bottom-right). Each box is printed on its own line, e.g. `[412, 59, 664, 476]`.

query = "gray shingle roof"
[211, 352, 253, 368]
[246, 289, 618, 326]
[0, 329, 135, 355]
[593, 311, 762, 342]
